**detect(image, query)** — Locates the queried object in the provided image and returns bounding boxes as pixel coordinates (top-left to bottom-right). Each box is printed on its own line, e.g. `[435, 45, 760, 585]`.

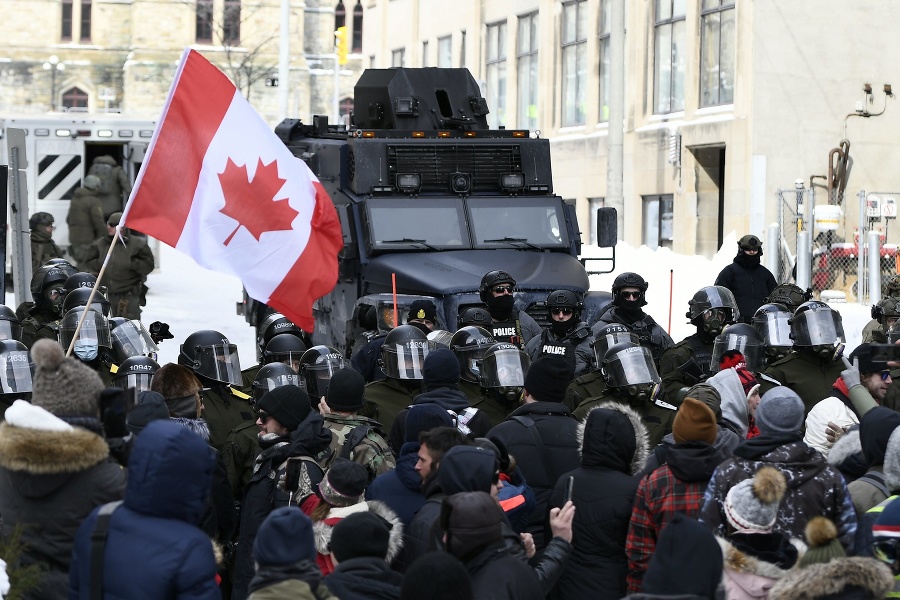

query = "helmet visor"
[111, 320, 159, 362]
[0, 321, 23, 343]
[592, 331, 640, 366]
[792, 310, 845, 346]
[112, 372, 153, 393]
[382, 341, 433, 380]
[710, 334, 764, 372]
[304, 355, 349, 396]
[480, 347, 530, 388]
[605, 346, 661, 387]
[253, 373, 302, 402]
[0, 351, 33, 394]
[753, 311, 793, 347]
[59, 309, 111, 349]
[196, 344, 243, 385]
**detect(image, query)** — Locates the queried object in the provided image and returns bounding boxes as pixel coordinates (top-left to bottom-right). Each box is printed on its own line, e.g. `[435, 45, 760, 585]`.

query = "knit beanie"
[257, 385, 311, 431]
[408, 300, 437, 324]
[30, 338, 104, 418]
[797, 516, 846, 567]
[318, 458, 369, 507]
[423, 348, 460, 390]
[724, 466, 787, 532]
[325, 367, 366, 412]
[755, 386, 804, 436]
[253, 506, 317, 566]
[150, 363, 202, 418]
[401, 552, 473, 600]
[404, 403, 456, 443]
[440, 491, 504, 561]
[735, 366, 760, 399]
[642, 513, 723, 598]
[683, 383, 723, 420]
[126, 391, 170, 435]
[673, 397, 717, 444]
[329, 511, 393, 562]
[873, 498, 900, 540]
[523, 355, 573, 404]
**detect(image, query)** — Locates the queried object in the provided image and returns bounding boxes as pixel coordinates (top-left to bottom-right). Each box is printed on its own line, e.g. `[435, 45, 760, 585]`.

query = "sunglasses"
[551, 308, 573, 316]
[880, 371, 893, 382]
[258, 410, 270, 424]
[492, 285, 514, 294]
[621, 291, 641, 299]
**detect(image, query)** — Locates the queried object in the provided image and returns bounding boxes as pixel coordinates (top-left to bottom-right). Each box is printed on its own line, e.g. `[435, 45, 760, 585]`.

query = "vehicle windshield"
[468, 197, 567, 249]
[367, 198, 468, 249]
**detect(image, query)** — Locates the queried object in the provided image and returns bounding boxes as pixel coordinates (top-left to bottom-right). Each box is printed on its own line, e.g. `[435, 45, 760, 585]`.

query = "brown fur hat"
[150, 363, 202, 418]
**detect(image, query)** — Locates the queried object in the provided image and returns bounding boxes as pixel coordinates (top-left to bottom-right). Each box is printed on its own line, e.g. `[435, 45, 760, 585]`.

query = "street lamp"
[42, 55, 66, 111]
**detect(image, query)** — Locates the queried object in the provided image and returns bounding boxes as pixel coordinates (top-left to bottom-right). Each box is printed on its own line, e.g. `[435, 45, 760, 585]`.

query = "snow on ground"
[16, 232, 869, 367]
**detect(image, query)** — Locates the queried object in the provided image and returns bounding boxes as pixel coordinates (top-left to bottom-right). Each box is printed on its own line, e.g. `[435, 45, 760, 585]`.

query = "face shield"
[194, 344, 243, 385]
[112, 371, 154, 393]
[253, 372, 303, 404]
[381, 340, 434, 380]
[791, 309, 845, 347]
[604, 346, 662, 388]
[59, 308, 112, 354]
[479, 346, 530, 388]
[710, 333, 764, 372]
[0, 350, 33, 395]
[753, 311, 793, 348]
[110, 320, 159, 362]
[302, 354, 349, 397]
[592, 331, 640, 367]
[427, 330, 454, 348]
[0, 320, 23, 343]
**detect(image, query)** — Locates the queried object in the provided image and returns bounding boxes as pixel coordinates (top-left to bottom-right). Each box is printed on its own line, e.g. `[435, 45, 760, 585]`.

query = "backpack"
[88, 162, 114, 195]
[338, 425, 393, 481]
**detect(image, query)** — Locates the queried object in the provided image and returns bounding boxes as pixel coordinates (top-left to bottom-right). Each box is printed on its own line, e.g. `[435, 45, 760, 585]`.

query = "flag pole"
[392, 272, 398, 328]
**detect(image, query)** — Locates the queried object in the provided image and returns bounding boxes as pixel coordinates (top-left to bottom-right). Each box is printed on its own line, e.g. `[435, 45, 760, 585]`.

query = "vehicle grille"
[387, 144, 522, 193]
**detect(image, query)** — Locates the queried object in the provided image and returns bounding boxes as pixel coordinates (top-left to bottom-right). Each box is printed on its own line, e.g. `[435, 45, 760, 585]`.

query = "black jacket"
[487, 402, 581, 548]
[465, 541, 544, 600]
[324, 556, 403, 600]
[389, 386, 491, 453]
[549, 404, 648, 600]
[714, 254, 777, 323]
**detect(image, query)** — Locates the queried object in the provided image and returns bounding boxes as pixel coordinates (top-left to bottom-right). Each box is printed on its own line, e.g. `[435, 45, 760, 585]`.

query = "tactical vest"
[536, 328, 580, 372]
[491, 311, 525, 348]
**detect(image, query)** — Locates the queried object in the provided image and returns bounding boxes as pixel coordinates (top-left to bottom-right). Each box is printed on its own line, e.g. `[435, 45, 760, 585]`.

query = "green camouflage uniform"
[564, 371, 607, 412]
[759, 350, 846, 416]
[573, 387, 676, 448]
[322, 413, 395, 479]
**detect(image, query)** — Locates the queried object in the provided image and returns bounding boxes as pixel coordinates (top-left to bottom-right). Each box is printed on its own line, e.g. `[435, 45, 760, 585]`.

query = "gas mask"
[701, 309, 728, 336]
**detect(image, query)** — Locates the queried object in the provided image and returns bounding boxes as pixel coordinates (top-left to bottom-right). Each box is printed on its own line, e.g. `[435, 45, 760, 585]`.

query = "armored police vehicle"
[261, 68, 616, 356]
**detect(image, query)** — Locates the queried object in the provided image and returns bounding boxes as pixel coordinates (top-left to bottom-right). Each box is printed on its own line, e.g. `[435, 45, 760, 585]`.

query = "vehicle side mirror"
[597, 207, 617, 248]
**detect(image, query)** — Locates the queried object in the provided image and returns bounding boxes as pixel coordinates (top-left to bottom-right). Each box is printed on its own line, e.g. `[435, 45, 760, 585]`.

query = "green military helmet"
[884, 274, 900, 298]
[766, 283, 812, 314]
[872, 297, 900, 332]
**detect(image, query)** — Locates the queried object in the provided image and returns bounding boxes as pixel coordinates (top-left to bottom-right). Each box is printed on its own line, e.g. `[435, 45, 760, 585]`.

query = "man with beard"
[715, 234, 777, 324]
[478, 271, 541, 349]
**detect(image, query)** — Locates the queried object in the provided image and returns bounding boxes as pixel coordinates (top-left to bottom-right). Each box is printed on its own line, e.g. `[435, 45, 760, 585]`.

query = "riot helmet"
[257, 312, 303, 358]
[30, 265, 69, 313]
[62, 286, 111, 317]
[752, 303, 793, 362]
[109, 318, 159, 363]
[252, 362, 303, 406]
[427, 329, 454, 348]
[766, 283, 812, 314]
[42, 259, 77, 279]
[262, 333, 308, 371]
[592, 323, 641, 368]
[0, 340, 33, 398]
[789, 301, 845, 359]
[602, 342, 661, 403]
[686, 286, 739, 335]
[458, 306, 492, 328]
[299, 345, 347, 397]
[479, 270, 516, 303]
[450, 325, 496, 383]
[0, 306, 23, 342]
[178, 329, 243, 385]
[480, 342, 530, 404]
[873, 297, 900, 332]
[380, 325, 433, 381]
[63, 272, 96, 294]
[710, 323, 764, 372]
[59, 307, 112, 362]
[612, 272, 649, 307]
[112, 356, 159, 393]
[29, 211, 54, 231]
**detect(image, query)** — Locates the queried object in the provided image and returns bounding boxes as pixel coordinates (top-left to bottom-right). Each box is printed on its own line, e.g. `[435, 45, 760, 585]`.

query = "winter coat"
[323, 412, 395, 478]
[310, 500, 403, 576]
[591, 306, 673, 366]
[69, 420, 219, 599]
[66, 186, 107, 258]
[248, 561, 337, 600]
[0, 402, 125, 599]
[714, 254, 777, 324]
[709, 367, 753, 438]
[759, 350, 846, 415]
[640, 427, 740, 477]
[390, 386, 491, 452]
[525, 321, 594, 378]
[564, 371, 607, 412]
[659, 331, 717, 404]
[487, 401, 581, 548]
[88, 155, 131, 217]
[85, 231, 155, 295]
[718, 534, 802, 600]
[365, 441, 425, 527]
[465, 541, 544, 600]
[323, 556, 403, 600]
[574, 387, 677, 449]
[363, 377, 423, 437]
[626, 441, 727, 593]
[30, 228, 62, 273]
[700, 436, 858, 552]
[232, 412, 333, 600]
[804, 378, 861, 457]
[549, 403, 649, 600]
[767, 556, 895, 600]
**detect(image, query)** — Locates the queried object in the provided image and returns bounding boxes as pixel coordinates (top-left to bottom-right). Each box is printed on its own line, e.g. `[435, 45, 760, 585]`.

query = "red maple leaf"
[218, 157, 299, 245]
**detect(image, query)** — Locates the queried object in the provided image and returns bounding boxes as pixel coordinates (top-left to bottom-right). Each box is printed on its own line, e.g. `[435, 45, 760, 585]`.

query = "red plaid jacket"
[625, 464, 709, 594]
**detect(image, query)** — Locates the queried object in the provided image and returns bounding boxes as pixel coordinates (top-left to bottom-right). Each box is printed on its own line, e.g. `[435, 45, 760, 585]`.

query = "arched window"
[335, 1, 345, 30]
[352, 1, 363, 53]
[62, 86, 89, 109]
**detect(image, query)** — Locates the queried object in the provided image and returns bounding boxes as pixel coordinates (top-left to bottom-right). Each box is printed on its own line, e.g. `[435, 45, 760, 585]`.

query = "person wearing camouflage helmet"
[765, 283, 812, 314]
[862, 279, 900, 343]
[66, 175, 107, 271]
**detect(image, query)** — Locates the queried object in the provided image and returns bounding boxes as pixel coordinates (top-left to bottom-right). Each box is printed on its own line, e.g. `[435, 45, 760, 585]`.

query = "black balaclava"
[487, 295, 515, 321]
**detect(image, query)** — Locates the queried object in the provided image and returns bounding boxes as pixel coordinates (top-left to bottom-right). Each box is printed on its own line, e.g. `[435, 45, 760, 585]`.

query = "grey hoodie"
[708, 368, 750, 438]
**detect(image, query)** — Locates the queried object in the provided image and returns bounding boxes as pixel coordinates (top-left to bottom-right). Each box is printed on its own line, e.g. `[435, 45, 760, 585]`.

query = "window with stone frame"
[700, 0, 735, 107]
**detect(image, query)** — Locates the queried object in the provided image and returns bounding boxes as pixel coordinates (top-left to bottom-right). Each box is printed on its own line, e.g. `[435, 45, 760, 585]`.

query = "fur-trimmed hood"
[767, 556, 894, 600]
[312, 499, 404, 563]
[578, 402, 649, 475]
[718, 536, 804, 581]
[170, 417, 210, 442]
[827, 428, 861, 469]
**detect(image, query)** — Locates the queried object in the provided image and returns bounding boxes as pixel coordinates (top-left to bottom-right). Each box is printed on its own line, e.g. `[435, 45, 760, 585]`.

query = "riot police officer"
[591, 272, 673, 365]
[659, 285, 738, 403]
[765, 283, 812, 313]
[759, 300, 846, 415]
[478, 270, 541, 348]
[574, 341, 674, 447]
[563, 324, 638, 411]
[298, 345, 348, 400]
[0, 340, 34, 415]
[20, 264, 70, 347]
[177, 329, 253, 451]
[351, 299, 438, 383]
[476, 342, 532, 425]
[0, 306, 23, 343]
[525, 289, 592, 378]
[752, 303, 793, 365]
[449, 325, 496, 408]
[58, 305, 116, 385]
[864, 297, 900, 343]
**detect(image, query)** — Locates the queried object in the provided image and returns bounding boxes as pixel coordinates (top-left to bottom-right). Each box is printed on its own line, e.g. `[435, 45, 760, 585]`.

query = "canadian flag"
[123, 49, 342, 332]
